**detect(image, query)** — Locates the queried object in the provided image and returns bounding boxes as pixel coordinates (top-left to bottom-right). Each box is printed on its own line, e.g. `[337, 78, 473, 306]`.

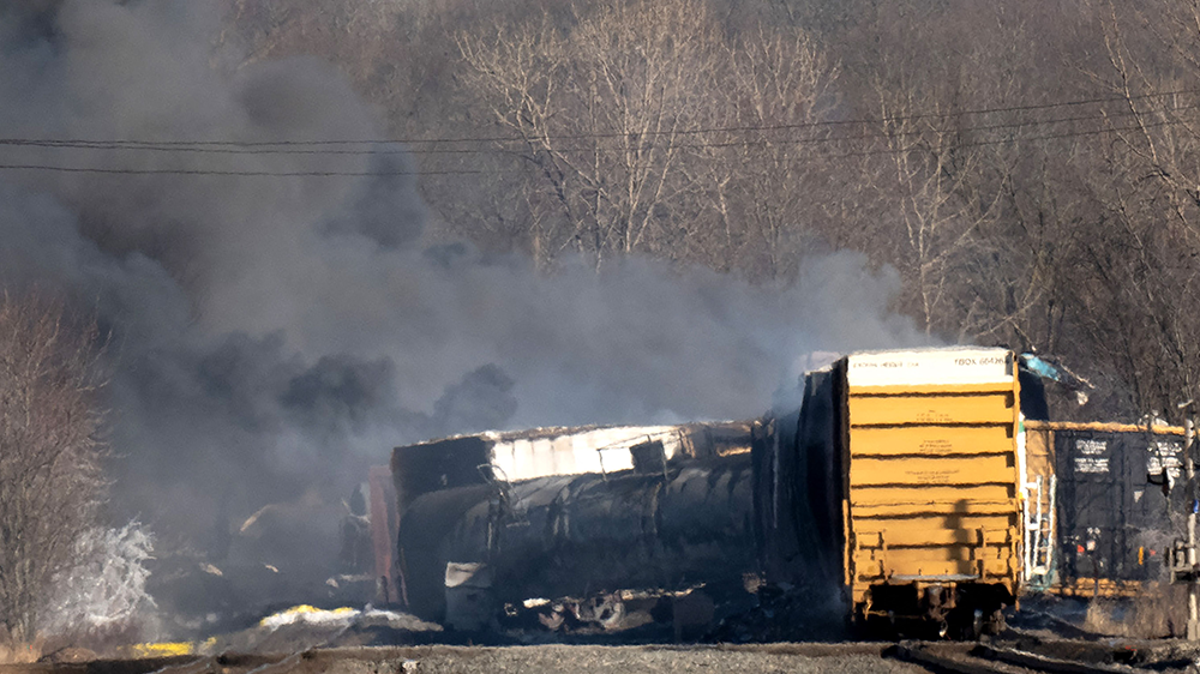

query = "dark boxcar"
[1050, 422, 1186, 595]
[754, 367, 844, 593]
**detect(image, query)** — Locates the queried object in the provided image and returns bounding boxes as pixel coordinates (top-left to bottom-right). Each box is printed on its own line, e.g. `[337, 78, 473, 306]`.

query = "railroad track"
[885, 640, 1191, 674]
[5, 638, 1197, 674]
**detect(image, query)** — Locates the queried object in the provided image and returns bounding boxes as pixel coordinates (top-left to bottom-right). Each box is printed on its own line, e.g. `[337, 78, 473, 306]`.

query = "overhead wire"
[0, 164, 486, 176]
[0, 88, 1196, 177]
[1, 85, 1198, 150]
[1, 98, 1197, 158]
[0, 118, 1186, 178]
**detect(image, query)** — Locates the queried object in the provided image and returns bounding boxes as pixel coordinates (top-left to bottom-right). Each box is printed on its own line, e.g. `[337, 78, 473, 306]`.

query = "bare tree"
[854, 70, 1010, 338]
[0, 291, 107, 644]
[1061, 0, 1200, 418]
[215, 0, 1200, 422]
[694, 26, 840, 283]
[456, 0, 848, 278]
[219, 0, 400, 84]
[457, 0, 730, 270]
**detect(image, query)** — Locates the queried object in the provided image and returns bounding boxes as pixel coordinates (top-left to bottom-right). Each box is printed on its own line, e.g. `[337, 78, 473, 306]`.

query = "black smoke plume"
[0, 0, 924, 599]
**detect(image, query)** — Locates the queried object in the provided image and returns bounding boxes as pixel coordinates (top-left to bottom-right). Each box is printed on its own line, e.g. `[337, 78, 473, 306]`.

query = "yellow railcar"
[838, 348, 1023, 636]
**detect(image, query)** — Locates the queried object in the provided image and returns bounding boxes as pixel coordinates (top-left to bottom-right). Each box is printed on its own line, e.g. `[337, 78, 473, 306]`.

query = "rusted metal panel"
[367, 465, 399, 604]
[1025, 419, 1186, 435]
[1022, 426, 1056, 588]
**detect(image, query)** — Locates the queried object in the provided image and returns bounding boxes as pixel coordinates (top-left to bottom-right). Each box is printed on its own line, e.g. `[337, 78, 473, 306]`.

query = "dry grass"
[0, 639, 43, 664]
[40, 619, 144, 660]
[1083, 584, 1187, 638]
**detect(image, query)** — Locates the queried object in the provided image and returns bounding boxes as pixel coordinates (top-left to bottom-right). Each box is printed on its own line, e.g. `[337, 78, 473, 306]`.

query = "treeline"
[220, 0, 1200, 423]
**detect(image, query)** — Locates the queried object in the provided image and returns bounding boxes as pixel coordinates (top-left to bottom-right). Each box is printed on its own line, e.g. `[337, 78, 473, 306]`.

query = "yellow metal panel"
[1025, 419, 1185, 436]
[850, 382, 1018, 395]
[1051, 578, 1147, 598]
[853, 514, 1017, 532]
[840, 351, 1022, 618]
[849, 392, 1014, 426]
[1024, 428, 1054, 515]
[849, 424, 1014, 457]
[122, 643, 196, 658]
[854, 554, 1014, 581]
[856, 518, 1019, 545]
[1024, 429, 1052, 476]
[852, 527, 1015, 548]
[850, 454, 1015, 487]
[850, 499, 1019, 519]
[847, 484, 1014, 505]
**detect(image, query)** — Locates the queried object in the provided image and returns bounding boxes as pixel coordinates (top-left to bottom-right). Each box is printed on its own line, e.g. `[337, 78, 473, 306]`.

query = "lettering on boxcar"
[919, 438, 954, 453]
[907, 469, 954, 484]
[1147, 439, 1183, 480]
[1074, 457, 1109, 473]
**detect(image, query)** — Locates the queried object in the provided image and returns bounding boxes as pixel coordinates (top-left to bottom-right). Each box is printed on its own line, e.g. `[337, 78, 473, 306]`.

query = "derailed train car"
[760, 347, 1024, 636]
[391, 422, 757, 625]
[400, 457, 757, 628]
[1023, 420, 1187, 597]
[392, 347, 1027, 637]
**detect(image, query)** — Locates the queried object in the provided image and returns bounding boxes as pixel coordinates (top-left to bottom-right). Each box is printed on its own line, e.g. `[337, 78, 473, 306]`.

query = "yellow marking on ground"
[127, 642, 195, 657]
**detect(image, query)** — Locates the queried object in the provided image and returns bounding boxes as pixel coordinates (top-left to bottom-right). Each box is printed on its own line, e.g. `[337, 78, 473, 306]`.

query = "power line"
[0, 164, 485, 177]
[819, 117, 1186, 162]
[1, 86, 1198, 151]
[0, 116, 1185, 178]
[2, 99, 1197, 162]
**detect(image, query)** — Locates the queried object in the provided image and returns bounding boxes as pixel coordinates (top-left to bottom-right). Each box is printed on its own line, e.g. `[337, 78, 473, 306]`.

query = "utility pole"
[1187, 416, 1198, 640]
[1169, 407, 1199, 639]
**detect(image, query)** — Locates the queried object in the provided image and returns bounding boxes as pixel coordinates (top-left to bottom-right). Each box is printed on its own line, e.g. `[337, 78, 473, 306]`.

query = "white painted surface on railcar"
[846, 346, 1014, 388]
[486, 425, 685, 482]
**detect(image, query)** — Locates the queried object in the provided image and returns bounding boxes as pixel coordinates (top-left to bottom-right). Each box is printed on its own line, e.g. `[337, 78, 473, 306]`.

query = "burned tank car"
[397, 455, 756, 622]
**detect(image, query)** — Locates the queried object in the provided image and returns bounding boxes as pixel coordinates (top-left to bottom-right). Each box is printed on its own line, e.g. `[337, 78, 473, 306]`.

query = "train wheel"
[983, 609, 1006, 635]
[943, 608, 980, 640]
[863, 613, 899, 640]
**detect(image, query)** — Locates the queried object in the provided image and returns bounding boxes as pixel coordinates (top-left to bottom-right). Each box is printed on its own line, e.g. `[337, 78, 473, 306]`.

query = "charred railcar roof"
[397, 420, 751, 448]
[390, 420, 754, 516]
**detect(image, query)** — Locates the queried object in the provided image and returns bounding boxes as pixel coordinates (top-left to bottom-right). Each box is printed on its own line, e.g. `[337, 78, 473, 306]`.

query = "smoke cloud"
[0, 0, 925, 582]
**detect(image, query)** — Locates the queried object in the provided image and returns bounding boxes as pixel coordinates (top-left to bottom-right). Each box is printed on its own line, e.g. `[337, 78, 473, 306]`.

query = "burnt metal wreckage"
[337, 346, 1200, 641]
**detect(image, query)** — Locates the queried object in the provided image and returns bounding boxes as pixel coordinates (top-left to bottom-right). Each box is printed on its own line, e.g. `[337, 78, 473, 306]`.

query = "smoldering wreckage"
[145, 345, 1200, 646]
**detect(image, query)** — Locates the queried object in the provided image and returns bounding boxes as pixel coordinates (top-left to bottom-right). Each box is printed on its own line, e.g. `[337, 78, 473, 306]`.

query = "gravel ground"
[290, 645, 930, 674]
